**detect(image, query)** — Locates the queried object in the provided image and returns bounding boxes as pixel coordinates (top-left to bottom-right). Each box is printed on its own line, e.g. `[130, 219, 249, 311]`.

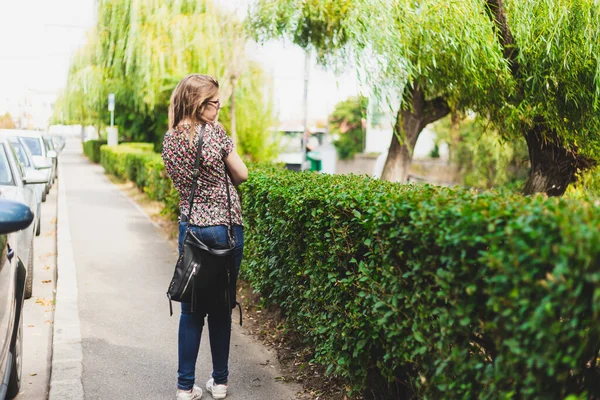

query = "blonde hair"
[168, 74, 220, 137]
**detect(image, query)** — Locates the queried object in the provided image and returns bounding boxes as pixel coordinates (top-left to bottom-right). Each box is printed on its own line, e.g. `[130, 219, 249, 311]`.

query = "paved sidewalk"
[57, 139, 300, 400]
[16, 169, 58, 399]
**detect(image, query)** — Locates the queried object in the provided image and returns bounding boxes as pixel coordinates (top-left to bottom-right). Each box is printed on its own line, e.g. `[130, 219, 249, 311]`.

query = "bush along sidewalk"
[100, 143, 180, 218]
[240, 168, 600, 399]
[82, 140, 107, 163]
[96, 142, 600, 399]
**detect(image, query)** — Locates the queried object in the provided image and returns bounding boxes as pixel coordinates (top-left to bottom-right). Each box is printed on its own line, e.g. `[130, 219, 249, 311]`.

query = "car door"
[0, 177, 16, 389]
[1, 144, 35, 275]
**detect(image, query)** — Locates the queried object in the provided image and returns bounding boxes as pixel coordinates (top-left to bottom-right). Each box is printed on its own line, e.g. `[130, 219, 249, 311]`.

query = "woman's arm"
[224, 150, 248, 186]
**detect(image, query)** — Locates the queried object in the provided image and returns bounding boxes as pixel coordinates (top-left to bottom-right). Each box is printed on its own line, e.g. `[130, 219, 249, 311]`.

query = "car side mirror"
[47, 150, 57, 158]
[23, 173, 49, 185]
[0, 200, 33, 234]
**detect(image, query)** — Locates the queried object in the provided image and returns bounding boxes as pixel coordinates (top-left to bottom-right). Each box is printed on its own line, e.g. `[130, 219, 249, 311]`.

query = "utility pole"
[301, 50, 310, 170]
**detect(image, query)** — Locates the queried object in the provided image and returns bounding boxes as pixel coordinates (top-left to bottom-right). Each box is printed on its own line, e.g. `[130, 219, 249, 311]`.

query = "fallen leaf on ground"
[30, 373, 37, 377]
[42, 252, 57, 258]
[42, 280, 52, 284]
[44, 230, 57, 237]
[28, 325, 34, 328]
[43, 265, 50, 270]
[35, 298, 53, 307]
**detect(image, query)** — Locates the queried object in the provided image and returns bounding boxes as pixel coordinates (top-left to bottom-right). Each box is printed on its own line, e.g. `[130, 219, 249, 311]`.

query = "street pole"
[301, 50, 310, 169]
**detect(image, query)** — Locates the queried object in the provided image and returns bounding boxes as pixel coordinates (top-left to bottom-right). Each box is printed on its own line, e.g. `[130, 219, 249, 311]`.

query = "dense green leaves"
[55, 0, 277, 161]
[329, 96, 367, 160]
[95, 140, 600, 397]
[249, 0, 600, 190]
[100, 143, 180, 217]
[240, 166, 600, 398]
[82, 140, 108, 163]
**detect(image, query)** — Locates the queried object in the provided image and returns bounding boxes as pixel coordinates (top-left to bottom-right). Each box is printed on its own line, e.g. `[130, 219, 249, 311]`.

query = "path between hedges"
[57, 138, 300, 399]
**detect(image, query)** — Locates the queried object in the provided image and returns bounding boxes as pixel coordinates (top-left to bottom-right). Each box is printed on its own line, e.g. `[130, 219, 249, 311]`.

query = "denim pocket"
[208, 226, 231, 249]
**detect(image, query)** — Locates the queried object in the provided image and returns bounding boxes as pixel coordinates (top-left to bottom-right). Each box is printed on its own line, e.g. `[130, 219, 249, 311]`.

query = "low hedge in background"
[82, 140, 107, 163]
[100, 143, 180, 218]
[240, 168, 600, 399]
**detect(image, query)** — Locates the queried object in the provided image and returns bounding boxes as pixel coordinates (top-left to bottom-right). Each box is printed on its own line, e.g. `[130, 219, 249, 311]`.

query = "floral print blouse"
[162, 122, 243, 227]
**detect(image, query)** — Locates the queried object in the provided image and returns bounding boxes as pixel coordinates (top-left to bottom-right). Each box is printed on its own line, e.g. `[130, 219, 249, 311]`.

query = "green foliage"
[82, 140, 107, 163]
[328, 96, 367, 160]
[54, 0, 277, 162]
[434, 116, 529, 190]
[100, 143, 179, 218]
[566, 167, 600, 199]
[240, 166, 600, 398]
[248, 0, 600, 189]
[429, 143, 440, 159]
[218, 63, 280, 162]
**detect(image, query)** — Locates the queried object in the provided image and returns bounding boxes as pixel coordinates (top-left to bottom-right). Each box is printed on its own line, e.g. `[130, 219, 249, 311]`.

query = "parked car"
[0, 130, 54, 196]
[50, 135, 66, 153]
[42, 135, 58, 183]
[0, 199, 34, 399]
[0, 137, 46, 299]
[7, 137, 45, 235]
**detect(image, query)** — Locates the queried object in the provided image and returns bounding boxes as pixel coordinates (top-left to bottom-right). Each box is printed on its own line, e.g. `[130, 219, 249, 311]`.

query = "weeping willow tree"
[249, 0, 600, 196]
[54, 0, 277, 160]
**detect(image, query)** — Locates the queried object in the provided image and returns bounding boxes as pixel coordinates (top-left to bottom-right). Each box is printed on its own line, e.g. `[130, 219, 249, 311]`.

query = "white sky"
[0, 0, 359, 127]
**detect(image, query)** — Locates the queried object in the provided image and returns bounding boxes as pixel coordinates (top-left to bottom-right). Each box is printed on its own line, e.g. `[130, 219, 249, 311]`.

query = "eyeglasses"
[206, 99, 221, 109]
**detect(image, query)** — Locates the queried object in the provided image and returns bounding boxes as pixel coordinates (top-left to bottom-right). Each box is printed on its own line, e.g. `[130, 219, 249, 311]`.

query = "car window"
[10, 142, 31, 168]
[21, 137, 43, 156]
[43, 138, 53, 151]
[0, 146, 15, 185]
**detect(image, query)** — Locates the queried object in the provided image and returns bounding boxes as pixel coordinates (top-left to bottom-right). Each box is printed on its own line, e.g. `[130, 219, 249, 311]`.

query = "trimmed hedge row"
[240, 168, 600, 399]
[82, 140, 107, 163]
[100, 143, 180, 217]
[94, 142, 600, 398]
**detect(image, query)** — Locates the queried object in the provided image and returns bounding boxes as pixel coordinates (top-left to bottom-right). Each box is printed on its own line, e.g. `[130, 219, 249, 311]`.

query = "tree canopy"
[55, 0, 277, 160]
[249, 0, 600, 195]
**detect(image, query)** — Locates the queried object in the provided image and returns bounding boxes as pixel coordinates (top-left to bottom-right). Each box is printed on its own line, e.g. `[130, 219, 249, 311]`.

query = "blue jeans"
[177, 223, 244, 390]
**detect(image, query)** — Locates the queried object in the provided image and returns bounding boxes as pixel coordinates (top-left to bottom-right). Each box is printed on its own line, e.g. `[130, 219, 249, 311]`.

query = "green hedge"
[95, 142, 600, 398]
[82, 140, 107, 163]
[100, 143, 179, 217]
[240, 168, 600, 399]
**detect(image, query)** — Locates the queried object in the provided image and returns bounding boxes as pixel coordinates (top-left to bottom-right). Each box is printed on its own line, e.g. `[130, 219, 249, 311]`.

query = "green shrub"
[100, 143, 179, 219]
[82, 140, 107, 163]
[240, 167, 600, 399]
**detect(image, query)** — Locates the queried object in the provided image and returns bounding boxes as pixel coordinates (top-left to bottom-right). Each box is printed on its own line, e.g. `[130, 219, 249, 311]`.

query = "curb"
[49, 160, 84, 400]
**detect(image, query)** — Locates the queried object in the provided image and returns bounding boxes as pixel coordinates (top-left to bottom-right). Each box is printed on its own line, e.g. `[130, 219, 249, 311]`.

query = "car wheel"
[42, 190, 47, 203]
[24, 241, 33, 299]
[6, 315, 22, 398]
[36, 216, 41, 237]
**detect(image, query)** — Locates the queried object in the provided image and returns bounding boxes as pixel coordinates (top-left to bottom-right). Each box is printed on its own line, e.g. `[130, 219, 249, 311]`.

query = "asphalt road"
[61, 139, 300, 400]
[15, 172, 58, 399]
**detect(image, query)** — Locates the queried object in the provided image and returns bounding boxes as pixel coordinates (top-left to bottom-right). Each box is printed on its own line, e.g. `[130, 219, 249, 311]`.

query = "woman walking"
[162, 74, 248, 400]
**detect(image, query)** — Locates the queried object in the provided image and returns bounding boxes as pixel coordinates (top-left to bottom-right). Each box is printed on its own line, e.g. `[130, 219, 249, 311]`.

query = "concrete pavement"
[52, 139, 300, 400]
[16, 170, 58, 399]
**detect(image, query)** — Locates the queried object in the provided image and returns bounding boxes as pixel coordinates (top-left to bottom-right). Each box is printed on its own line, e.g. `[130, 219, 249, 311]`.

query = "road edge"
[48, 162, 84, 400]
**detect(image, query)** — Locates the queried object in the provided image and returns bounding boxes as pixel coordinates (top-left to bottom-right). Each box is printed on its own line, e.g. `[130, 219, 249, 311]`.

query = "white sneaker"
[176, 384, 203, 400]
[206, 378, 227, 399]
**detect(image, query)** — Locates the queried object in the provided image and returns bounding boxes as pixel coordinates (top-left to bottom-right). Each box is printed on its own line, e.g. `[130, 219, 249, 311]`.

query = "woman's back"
[162, 122, 243, 227]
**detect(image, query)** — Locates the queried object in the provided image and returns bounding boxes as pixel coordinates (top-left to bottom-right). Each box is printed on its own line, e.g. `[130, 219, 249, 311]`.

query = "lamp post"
[301, 50, 310, 170]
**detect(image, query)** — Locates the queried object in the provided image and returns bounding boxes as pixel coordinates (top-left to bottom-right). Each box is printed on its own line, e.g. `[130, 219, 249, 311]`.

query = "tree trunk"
[380, 109, 420, 182]
[380, 85, 450, 182]
[522, 128, 595, 196]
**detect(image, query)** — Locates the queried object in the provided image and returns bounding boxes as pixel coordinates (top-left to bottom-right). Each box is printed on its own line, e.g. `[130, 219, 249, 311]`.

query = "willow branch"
[485, 0, 520, 77]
